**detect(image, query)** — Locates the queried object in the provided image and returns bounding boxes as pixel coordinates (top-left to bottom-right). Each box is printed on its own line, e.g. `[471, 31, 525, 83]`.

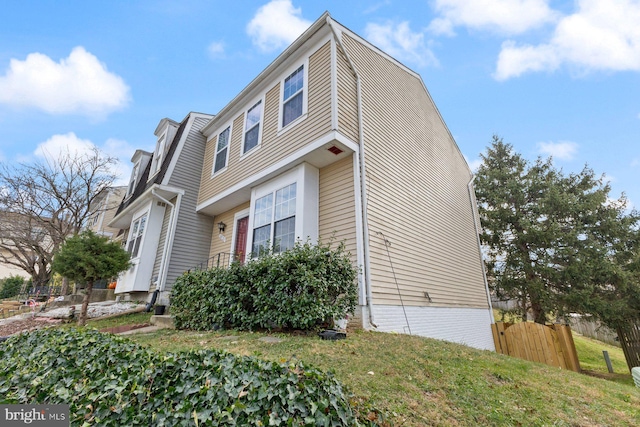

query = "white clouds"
[0, 47, 130, 118]
[364, 21, 438, 67]
[428, 0, 557, 36]
[34, 132, 96, 161]
[208, 41, 225, 59]
[537, 141, 578, 160]
[495, 0, 640, 80]
[33, 133, 135, 185]
[246, 0, 311, 53]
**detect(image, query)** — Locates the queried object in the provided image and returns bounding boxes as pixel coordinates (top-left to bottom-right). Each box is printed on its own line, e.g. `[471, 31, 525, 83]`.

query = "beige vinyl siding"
[336, 45, 359, 143]
[199, 41, 333, 205]
[342, 34, 488, 309]
[318, 155, 357, 264]
[163, 116, 215, 289]
[208, 201, 250, 260]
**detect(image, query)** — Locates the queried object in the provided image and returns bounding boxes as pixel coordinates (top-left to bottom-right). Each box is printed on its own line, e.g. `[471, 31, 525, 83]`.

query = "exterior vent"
[328, 145, 343, 155]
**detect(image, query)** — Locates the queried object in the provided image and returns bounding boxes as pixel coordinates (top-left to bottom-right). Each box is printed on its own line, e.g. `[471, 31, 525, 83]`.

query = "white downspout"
[327, 17, 377, 328]
[467, 176, 495, 323]
[151, 189, 182, 294]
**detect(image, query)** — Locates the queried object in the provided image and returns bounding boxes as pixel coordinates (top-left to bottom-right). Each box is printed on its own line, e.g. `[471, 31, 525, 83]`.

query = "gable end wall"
[342, 34, 488, 309]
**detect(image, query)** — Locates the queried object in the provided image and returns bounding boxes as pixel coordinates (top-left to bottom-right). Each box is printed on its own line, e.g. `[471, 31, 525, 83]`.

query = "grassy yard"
[121, 326, 640, 427]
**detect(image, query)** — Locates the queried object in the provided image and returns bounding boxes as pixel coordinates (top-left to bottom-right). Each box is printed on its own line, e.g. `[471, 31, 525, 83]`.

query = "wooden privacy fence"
[492, 322, 581, 372]
[617, 321, 640, 372]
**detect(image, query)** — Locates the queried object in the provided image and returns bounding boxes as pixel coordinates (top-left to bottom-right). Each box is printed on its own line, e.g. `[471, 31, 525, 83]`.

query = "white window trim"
[277, 59, 309, 134]
[211, 121, 233, 177]
[229, 208, 251, 263]
[127, 212, 148, 260]
[150, 133, 167, 178]
[240, 97, 265, 159]
[246, 163, 318, 259]
[127, 161, 140, 197]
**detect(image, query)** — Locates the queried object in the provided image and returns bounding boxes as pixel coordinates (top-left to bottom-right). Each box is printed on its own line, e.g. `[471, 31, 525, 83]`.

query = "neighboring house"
[195, 13, 495, 350]
[109, 112, 214, 304]
[85, 186, 127, 239]
[0, 249, 29, 280]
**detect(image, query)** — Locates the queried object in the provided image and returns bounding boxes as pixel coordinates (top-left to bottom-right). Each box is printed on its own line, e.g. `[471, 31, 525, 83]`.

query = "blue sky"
[1, 0, 638, 209]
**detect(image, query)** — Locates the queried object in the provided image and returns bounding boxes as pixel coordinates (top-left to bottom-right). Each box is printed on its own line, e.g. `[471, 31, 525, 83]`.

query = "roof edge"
[201, 11, 332, 136]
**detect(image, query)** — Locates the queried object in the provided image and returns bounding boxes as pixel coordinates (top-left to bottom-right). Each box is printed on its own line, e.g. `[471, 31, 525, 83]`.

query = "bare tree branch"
[0, 147, 119, 287]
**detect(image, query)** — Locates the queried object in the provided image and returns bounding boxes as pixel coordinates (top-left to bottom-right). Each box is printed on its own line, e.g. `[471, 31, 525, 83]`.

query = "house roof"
[114, 116, 188, 217]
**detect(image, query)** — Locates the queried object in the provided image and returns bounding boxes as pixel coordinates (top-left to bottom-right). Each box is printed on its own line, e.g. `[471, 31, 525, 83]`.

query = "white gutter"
[151, 189, 182, 293]
[467, 176, 495, 323]
[327, 17, 377, 328]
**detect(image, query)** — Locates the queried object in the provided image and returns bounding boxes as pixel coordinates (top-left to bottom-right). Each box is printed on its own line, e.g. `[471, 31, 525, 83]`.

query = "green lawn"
[121, 326, 640, 427]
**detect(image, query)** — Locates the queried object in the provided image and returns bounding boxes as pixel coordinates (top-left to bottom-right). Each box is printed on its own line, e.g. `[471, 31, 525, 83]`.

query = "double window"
[282, 65, 305, 128]
[127, 214, 147, 258]
[213, 126, 230, 174]
[251, 183, 297, 257]
[243, 100, 263, 154]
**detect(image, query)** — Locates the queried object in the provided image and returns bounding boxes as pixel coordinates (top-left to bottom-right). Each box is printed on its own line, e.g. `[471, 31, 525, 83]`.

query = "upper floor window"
[213, 126, 231, 174]
[127, 162, 140, 196]
[151, 134, 166, 175]
[243, 100, 263, 154]
[127, 214, 147, 258]
[282, 65, 305, 128]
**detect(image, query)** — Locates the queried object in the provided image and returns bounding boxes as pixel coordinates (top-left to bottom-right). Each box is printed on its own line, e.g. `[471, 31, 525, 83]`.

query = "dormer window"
[151, 134, 166, 175]
[243, 100, 263, 154]
[127, 162, 140, 196]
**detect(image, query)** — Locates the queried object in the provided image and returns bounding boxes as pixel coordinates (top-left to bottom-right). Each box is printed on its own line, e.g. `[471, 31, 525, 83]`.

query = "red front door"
[234, 216, 249, 264]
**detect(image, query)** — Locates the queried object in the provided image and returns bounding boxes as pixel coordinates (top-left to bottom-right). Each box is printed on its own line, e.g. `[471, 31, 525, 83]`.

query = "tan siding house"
[85, 186, 127, 239]
[194, 13, 494, 350]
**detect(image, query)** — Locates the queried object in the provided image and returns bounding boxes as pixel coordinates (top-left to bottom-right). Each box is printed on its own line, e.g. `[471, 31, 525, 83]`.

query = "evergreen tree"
[52, 231, 130, 326]
[475, 136, 640, 328]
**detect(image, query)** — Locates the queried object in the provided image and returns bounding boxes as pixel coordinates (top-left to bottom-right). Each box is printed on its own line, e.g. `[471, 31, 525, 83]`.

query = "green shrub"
[171, 241, 358, 331]
[0, 328, 377, 426]
[0, 275, 26, 299]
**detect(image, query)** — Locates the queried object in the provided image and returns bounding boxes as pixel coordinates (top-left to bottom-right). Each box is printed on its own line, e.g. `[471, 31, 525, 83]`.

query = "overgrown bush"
[171, 241, 358, 331]
[0, 275, 27, 299]
[0, 328, 380, 426]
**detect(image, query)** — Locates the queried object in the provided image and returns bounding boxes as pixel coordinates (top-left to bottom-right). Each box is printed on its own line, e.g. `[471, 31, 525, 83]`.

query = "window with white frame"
[151, 134, 166, 175]
[127, 162, 140, 196]
[251, 183, 297, 257]
[127, 214, 147, 258]
[243, 100, 262, 154]
[213, 126, 230, 174]
[282, 65, 305, 127]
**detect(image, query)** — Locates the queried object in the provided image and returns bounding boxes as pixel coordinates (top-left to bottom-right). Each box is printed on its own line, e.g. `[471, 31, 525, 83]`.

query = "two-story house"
[84, 186, 127, 239]
[194, 13, 495, 350]
[109, 112, 214, 305]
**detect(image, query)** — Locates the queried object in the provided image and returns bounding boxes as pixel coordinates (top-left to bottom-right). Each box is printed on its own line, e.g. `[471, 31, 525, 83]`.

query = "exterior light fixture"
[217, 221, 226, 233]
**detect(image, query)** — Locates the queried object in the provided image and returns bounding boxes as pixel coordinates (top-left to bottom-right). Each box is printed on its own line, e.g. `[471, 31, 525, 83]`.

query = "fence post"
[602, 350, 614, 373]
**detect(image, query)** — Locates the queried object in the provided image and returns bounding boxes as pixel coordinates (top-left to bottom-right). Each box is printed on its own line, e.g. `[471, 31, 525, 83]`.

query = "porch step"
[150, 314, 174, 329]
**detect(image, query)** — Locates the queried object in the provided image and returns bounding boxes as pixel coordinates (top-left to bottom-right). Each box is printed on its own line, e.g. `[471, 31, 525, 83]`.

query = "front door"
[234, 216, 249, 264]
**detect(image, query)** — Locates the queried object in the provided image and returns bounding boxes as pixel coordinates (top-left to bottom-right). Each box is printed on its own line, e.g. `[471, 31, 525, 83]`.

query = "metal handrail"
[188, 252, 234, 272]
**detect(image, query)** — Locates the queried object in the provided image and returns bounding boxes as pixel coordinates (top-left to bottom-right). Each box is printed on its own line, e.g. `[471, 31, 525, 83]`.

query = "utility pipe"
[467, 175, 495, 323]
[327, 17, 377, 327]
